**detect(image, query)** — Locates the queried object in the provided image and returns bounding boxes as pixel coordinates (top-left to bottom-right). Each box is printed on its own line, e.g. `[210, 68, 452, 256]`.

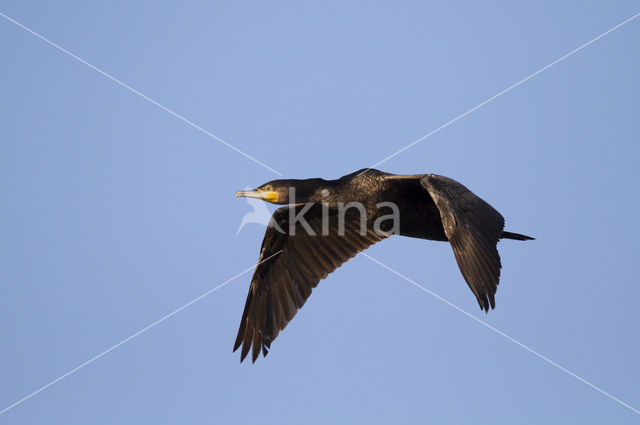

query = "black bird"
[234, 169, 533, 362]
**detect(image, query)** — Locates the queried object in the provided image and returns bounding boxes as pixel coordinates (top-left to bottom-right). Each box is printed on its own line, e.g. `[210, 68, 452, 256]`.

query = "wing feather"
[234, 203, 386, 362]
[421, 174, 505, 312]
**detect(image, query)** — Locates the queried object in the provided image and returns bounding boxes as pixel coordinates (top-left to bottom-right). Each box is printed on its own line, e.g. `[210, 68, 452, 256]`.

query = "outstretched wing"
[234, 203, 387, 362]
[421, 174, 505, 312]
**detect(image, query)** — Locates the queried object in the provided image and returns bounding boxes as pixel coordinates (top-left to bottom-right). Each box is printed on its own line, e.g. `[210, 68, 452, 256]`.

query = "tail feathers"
[501, 231, 535, 241]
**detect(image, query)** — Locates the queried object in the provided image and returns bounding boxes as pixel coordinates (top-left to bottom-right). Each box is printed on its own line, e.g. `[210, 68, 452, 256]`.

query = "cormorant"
[234, 169, 533, 362]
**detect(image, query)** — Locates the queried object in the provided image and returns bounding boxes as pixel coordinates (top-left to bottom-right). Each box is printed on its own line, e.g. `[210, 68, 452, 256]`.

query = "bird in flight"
[234, 169, 533, 362]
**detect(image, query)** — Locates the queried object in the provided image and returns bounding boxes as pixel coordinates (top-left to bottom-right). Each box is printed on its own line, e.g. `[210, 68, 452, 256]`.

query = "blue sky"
[1, 1, 639, 423]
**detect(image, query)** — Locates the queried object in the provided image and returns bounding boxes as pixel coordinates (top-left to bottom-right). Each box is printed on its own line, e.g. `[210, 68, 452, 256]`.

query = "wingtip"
[239, 349, 248, 363]
[233, 333, 244, 353]
[478, 297, 496, 313]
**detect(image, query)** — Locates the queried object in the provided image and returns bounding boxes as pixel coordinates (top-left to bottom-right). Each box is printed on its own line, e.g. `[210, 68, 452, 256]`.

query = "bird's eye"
[264, 185, 273, 191]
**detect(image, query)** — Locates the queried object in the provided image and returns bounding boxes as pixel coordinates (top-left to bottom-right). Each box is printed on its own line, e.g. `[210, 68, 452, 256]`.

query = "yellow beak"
[235, 190, 279, 203]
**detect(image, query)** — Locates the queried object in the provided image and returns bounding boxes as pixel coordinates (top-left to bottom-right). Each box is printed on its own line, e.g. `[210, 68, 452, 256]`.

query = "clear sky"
[1, 1, 639, 424]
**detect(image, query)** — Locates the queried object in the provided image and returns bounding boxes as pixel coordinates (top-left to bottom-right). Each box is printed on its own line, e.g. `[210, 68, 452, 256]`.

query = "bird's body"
[234, 169, 533, 362]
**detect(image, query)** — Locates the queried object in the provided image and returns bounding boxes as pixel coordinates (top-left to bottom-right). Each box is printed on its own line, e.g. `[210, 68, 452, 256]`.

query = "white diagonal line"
[0, 11, 283, 177]
[0, 250, 282, 416]
[360, 11, 640, 175]
[361, 252, 640, 416]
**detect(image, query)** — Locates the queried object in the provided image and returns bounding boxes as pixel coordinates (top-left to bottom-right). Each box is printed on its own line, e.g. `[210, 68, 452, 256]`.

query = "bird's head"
[235, 178, 327, 205]
[235, 180, 294, 205]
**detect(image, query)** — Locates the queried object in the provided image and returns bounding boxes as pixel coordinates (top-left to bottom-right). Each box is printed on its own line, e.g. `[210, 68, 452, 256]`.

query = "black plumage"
[234, 169, 533, 362]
